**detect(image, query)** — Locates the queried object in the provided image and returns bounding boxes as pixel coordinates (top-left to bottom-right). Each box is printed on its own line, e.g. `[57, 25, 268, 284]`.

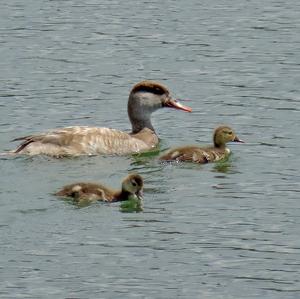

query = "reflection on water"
[130, 146, 162, 168]
[213, 160, 232, 174]
[58, 195, 100, 209]
[120, 198, 143, 213]
[57, 193, 144, 213]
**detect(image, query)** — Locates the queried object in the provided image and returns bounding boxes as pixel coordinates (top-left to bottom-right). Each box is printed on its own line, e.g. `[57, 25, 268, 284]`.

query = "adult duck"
[55, 173, 144, 204]
[160, 126, 244, 163]
[9, 81, 192, 157]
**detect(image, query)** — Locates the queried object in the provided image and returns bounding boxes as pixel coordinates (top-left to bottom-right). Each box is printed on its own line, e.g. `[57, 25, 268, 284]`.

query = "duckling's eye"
[131, 181, 137, 187]
[227, 131, 233, 135]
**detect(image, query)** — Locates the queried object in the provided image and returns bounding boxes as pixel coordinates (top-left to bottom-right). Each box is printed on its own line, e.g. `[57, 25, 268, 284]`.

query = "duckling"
[55, 173, 144, 204]
[160, 126, 244, 163]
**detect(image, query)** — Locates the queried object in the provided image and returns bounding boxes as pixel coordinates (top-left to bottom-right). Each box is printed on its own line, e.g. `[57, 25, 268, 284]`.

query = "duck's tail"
[0, 151, 18, 156]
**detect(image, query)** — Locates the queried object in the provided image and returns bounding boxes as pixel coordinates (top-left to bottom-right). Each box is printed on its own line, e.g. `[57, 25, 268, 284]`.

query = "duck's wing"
[55, 182, 113, 202]
[12, 127, 89, 153]
[160, 146, 215, 163]
[55, 182, 85, 198]
[12, 126, 153, 156]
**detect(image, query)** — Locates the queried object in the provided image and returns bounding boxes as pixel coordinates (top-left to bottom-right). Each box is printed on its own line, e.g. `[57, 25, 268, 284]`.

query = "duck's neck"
[128, 92, 158, 134]
[113, 190, 132, 202]
[214, 142, 226, 149]
[128, 100, 155, 133]
[130, 116, 155, 134]
[213, 139, 226, 149]
[213, 130, 228, 149]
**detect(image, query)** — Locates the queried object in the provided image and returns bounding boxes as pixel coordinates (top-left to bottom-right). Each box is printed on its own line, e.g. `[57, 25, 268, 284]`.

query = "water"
[0, 0, 299, 298]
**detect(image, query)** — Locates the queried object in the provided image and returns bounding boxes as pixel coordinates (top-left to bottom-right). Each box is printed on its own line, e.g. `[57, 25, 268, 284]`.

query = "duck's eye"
[228, 131, 233, 135]
[131, 181, 137, 187]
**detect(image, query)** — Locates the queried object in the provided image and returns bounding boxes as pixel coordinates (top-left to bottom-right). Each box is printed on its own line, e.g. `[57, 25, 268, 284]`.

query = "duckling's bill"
[233, 136, 244, 143]
[136, 189, 144, 200]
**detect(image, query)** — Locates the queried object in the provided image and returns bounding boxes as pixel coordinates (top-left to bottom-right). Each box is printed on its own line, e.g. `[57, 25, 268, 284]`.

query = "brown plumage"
[8, 81, 191, 157]
[159, 126, 244, 163]
[55, 173, 144, 203]
[130, 80, 170, 95]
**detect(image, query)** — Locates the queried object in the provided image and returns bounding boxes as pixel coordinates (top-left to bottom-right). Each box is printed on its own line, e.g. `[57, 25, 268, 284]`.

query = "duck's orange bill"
[165, 99, 192, 112]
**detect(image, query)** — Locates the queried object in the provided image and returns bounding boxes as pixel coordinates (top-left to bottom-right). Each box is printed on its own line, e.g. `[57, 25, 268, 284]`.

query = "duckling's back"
[55, 182, 113, 201]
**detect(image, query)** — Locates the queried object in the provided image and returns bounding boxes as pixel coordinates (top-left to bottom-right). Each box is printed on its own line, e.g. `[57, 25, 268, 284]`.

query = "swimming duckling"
[55, 173, 144, 204]
[159, 126, 244, 163]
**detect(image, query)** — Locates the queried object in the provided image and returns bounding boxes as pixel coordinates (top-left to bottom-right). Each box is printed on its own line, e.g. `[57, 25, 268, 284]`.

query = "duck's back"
[160, 145, 229, 163]
[55, 182, 115, 201]
[13, 126, 157, 156]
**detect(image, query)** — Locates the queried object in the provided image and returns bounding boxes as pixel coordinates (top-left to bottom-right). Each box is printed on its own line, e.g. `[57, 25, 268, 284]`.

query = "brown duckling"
[159, 126, 244, 163]
[55, 173, 144, 204]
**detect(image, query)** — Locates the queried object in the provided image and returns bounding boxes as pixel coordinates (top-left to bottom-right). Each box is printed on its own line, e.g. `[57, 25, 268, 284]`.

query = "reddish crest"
[130, 80, 170, 95]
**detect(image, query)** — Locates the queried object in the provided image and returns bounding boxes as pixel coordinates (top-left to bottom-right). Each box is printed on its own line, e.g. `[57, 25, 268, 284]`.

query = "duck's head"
[128, 81, 192, 133]
[122, 173, 144, 200]
[213, 126, 244, 148]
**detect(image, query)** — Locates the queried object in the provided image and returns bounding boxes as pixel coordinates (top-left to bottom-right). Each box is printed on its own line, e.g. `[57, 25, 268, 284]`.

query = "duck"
[9, 81, 192, 157]
[159, 125, 244, 163]
[55, 173, 144, 204]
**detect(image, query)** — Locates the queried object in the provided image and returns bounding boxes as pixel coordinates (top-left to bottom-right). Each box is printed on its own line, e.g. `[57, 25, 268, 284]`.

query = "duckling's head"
[213, 126, 244, 148]
[122, 173, 144, 200]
